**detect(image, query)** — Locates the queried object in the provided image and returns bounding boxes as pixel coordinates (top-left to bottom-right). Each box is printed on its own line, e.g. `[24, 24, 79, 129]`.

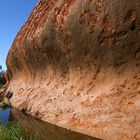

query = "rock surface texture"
[5, 0, 140, 139]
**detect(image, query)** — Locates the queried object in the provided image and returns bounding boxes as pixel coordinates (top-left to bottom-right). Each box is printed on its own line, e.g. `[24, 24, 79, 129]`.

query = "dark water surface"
[0, 107, 101, 140]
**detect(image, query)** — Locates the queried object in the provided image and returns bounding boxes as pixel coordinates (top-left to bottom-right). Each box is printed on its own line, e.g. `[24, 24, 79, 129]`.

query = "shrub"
[0, 122, 38, 140]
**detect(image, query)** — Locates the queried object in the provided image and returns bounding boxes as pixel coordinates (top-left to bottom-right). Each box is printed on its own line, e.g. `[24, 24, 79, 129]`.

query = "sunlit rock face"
[6, 0, 140, 139]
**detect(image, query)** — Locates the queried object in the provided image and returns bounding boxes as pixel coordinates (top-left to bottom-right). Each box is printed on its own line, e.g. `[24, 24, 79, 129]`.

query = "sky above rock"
[0, 0, 38, 70]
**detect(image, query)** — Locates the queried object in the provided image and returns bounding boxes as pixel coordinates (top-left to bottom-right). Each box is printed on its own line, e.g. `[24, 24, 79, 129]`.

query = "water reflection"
[0, 107, 10, 125]
[0, 108, 101, 140]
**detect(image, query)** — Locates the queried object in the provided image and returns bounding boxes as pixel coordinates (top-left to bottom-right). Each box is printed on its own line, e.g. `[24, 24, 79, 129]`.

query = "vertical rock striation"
[5, 0, 140, 139]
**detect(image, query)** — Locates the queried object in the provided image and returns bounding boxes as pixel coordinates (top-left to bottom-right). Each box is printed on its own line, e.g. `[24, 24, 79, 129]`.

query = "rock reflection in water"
[11, 108, 100, 140]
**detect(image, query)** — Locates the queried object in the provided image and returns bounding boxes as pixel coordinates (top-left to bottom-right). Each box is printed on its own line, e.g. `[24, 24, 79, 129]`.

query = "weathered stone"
[5, 0, 140, 139]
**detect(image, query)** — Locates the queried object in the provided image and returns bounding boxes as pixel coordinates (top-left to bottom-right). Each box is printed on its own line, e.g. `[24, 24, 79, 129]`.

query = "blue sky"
[0, 0, 38, 70]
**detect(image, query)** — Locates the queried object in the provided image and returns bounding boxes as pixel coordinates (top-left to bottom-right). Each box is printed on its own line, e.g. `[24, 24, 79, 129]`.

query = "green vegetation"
[0, 122, 38, 140]
[0, 97, 11, 107]
[0, 84, 3, 93]
[0, 122, 24, 140]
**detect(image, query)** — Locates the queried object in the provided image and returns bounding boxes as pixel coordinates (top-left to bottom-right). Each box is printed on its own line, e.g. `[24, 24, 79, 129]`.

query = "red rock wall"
[6, 0, 140, 139]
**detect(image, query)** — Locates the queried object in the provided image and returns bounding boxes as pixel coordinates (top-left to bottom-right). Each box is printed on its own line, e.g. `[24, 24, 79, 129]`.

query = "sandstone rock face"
[5, 0, 140, 139]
